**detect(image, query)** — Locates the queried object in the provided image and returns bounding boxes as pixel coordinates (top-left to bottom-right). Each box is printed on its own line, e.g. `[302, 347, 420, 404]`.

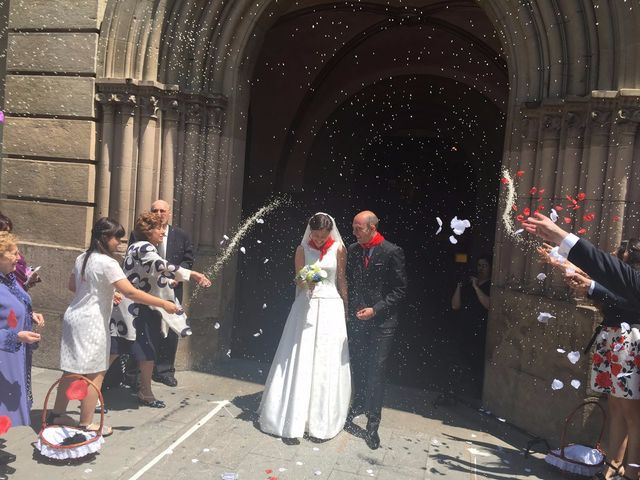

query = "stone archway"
[3, 0, 640, 442]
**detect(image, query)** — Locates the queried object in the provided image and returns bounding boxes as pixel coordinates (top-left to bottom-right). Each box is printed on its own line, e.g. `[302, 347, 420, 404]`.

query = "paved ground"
[0, 360, 565, 480]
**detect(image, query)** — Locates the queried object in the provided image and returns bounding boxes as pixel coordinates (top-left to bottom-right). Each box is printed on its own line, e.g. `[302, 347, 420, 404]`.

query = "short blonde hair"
[0, 232, 17, 255]
[133, 212, 163, 241]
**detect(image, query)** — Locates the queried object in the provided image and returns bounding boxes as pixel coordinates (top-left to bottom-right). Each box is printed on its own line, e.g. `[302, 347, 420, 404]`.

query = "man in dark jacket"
[150, 199, 194, 387]
[346, 210, 407, 450]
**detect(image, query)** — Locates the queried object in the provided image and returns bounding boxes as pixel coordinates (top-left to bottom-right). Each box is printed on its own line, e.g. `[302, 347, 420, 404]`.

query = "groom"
[346, 210, 407, 449]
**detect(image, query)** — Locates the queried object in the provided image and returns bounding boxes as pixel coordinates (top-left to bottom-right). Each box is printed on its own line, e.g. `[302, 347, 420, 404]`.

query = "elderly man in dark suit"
[149, 199, 194, 387]
[346, 210, 407, 450]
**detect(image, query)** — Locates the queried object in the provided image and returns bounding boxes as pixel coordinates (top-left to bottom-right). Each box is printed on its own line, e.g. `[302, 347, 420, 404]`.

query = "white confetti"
[278, 468, 287, 472]
[312, 447, 319, 451]
[253, 329, 263, 337]
[214, 322, 220, 329]
[84, 469, 93, 474]
[226, 349, 231, 357]
[262, 303, 267, 309]
[525, 468, 532, 473]
[567, 351, 580, 364]
[436, 216, 443, 235]
[240, 247, 246, 254]
[223, 235, 229, 240]
[263, 258, 269, 264]
[295, 461, 304, 466]
[449, 235, 458, 244]
[498, 418, 506, 423]
[514, 229, 524, 235]
[366, 469, 374, 474]
[617, 372, 632, 379]
[192, 459, 199, 463]
[549, 246, 567, 264]
[471, 434, 477, 438]
[203, 448, 210, 452]
[257, 240, 262, 244]
[551, 379, 564, 390]
[550, 209, 559, 223]
[314, 471, 322, 476]
[219, 240, 225, 245]
[431, 438, 440, 445]
[556, 348, 566, 354]
[571, 379, 581, 389]
[537, 312, 555, 323]
[256, 218, 264, 224]
[536, 273, 547, 281]
[450, 216, 471, 235]
[621, 322, 631, 332]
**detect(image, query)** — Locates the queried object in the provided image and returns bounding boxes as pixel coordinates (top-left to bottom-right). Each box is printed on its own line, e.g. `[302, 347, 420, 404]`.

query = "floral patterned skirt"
[590, 325, 640, 398]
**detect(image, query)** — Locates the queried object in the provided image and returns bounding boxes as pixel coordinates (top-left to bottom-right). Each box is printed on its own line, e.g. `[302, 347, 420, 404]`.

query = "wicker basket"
[35, 374, 106, 460]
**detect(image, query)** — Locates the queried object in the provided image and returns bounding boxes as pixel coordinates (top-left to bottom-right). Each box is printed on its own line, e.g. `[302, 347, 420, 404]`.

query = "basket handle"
[560, 400, 606, 458]
[39, 373, 105, 447]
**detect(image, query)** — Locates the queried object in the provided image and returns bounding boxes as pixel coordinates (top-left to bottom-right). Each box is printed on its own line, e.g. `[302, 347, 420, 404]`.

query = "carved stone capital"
[543, 114, 562, 131]
[139, 95, 160, 118]
[617, 108, 640, 124]
[566, 112, 587, 130]
[591, 110, 612, 130]
[184, 102, 202, 125]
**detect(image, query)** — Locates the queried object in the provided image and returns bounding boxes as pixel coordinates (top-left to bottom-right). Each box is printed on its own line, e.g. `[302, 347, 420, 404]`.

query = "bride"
[258, 212, 351, 440]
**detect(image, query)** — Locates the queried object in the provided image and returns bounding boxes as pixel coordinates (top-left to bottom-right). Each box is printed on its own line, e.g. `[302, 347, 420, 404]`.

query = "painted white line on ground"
[128, 400, 230, 480]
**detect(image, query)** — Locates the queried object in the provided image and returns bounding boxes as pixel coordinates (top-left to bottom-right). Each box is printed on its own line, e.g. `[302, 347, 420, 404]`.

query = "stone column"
[178, 101, 202, 232]
[135, 94, 159, 217]
[197, 103, 225, 248]
[110, 94, 138, 232]
[583, 109, 612, 247]
[95, 93, 116, 218]
[159, 96, 179, 203]
[601, 108, 640, 251]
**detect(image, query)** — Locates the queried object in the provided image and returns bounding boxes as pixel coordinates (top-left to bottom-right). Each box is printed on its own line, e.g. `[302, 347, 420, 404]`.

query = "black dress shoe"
[153, 374, 178, 387]
[366, 430, 380, 450]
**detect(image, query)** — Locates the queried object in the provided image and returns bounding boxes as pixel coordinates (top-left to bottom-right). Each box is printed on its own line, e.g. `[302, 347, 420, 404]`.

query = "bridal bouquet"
[296, 262, 328, 284]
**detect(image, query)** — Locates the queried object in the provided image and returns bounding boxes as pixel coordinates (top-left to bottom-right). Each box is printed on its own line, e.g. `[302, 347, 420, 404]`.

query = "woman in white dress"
[48, 218, 179, 435]
[259, 212, 351, 440]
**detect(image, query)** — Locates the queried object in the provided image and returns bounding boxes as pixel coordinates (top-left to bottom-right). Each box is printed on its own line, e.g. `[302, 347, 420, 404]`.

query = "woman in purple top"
[0, 212, 41, 291]
[0, 232, 43, 427]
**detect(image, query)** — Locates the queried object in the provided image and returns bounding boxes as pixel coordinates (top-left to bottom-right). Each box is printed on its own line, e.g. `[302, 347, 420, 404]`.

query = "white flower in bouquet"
[296, 262, 328, 284]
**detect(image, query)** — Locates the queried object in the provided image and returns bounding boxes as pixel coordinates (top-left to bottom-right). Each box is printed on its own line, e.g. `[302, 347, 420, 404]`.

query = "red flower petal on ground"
[577, 192, 586, 201]
[516, 215, 525, 222]
[611, 363, 623, 377]
[538, 188, 545, 195]
[265, 470, 273, 475]
[634, 356, 640, 368]
[577, 228, 587, 235]
[572, 204, 581, 210]
[7, 309, 17, 329]
[583, 213, 595, 222]
[537, 204, 545, 211]
[564, 217, 572, 224]
[555, 205, 564, 211]
[593, 353, 604, 365]
[0, 416, 11, 435]
[523, 208, 531, 217]
[566, 195, 577, 205]
[530, 187, 537, 195]
[516, 170, 524, 177]
[500, 177, 509, 184]
[66, 379, 89, 401]
[595, 371, 613, 388]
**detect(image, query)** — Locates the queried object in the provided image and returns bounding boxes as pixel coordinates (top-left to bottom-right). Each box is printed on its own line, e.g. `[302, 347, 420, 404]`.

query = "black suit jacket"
[129, 225, 194, 302]
[569, 238, 640, 309]
[346, 239, 407, 329]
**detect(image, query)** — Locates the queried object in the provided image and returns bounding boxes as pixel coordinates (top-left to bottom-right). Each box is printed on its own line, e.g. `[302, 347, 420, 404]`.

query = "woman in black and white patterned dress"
[111, 212, 211, 408]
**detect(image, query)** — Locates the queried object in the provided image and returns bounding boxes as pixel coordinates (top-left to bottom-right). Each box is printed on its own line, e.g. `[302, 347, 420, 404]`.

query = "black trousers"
[348, 323, 396, 429]
[154, 329, 179, 377]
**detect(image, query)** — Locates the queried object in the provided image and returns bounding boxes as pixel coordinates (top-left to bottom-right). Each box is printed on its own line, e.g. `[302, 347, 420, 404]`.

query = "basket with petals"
[544, 401, 606, 477]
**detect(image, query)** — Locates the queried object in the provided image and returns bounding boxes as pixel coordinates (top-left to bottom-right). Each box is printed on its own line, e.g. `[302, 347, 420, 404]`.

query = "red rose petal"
[583, 213, 595, 222]
[516, 215, 525, 222]
[266, 470, 273, 475]
[537, 204, 545, 211]
[7, 309, 17, 329]
[500, 177, 509, 184]
[566, 195, 577, 204]
[512, 204, 518, 211]
[613, 215, 620, 222]
[576, 192, 586, 201]
[66, 379, 89, 401]
[523, 208, 531, 217]
[555, 205, 564, 211]
[577, 228, 587, 235]
[564, 217, 572, 224]
[538, 188, 545, 195]
[529, 187, 537, 195]
[572, 204, 581, 210]
[0, 415, 11, 435]
[516, 170, 524, 177]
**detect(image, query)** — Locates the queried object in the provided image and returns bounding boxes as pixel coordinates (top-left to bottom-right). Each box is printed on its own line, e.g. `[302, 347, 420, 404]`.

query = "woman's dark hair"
[82, 217, 126, 278]
[616, 240, 628, 260]
[0, 212, 13, 232]
[308, 213, 333, 231]
[625, 238, 640, 270]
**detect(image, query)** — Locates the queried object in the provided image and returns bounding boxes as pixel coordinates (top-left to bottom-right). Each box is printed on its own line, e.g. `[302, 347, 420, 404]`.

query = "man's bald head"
[151, 199, 172, 226]
[352, 210, 379, 244]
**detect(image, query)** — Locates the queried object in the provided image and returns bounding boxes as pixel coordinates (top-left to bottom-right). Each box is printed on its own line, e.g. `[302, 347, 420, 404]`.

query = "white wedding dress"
[258, 240, 351, 439]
